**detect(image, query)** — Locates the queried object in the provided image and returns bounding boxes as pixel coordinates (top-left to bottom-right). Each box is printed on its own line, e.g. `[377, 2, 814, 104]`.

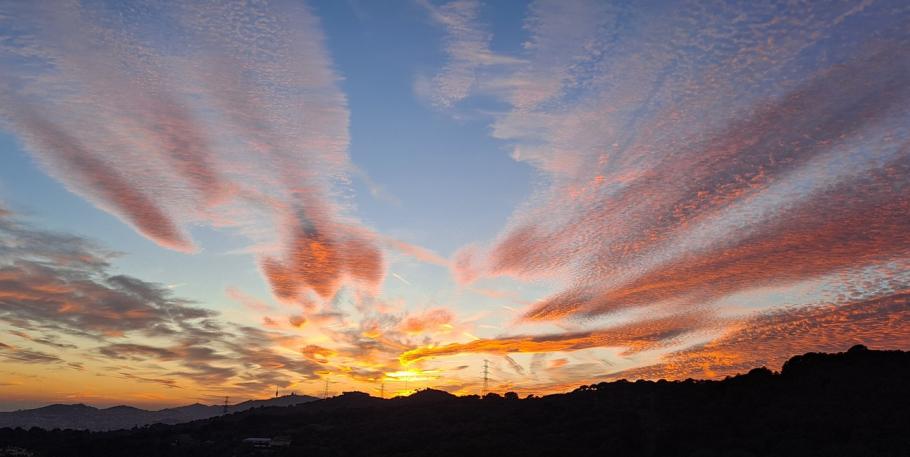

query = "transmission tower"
[222, 396, 229, 415]
[323, 377, 329, 399]
[482, 359, 490, 395]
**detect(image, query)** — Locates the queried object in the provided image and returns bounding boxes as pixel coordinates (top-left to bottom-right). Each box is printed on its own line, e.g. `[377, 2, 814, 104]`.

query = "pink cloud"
[0, 1, 384, 304]
[261, 217, 384, 302]
[226, 287, 274, 313]
[436, 1, 910, 327]
[11, 111, 194, 252]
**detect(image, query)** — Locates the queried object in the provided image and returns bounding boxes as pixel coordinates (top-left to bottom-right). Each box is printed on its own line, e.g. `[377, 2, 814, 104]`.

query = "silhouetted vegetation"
[2, 346, 909, 456]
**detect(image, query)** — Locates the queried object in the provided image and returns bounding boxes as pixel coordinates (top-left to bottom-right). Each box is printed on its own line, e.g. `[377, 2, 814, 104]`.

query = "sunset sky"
[1, 0, 909, 411]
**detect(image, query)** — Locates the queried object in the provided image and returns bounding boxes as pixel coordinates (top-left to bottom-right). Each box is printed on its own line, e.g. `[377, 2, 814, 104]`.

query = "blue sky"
[1, 0, 909, 409]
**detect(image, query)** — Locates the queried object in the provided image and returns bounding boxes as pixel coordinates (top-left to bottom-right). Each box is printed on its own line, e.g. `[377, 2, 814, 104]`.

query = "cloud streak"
[0, 342, 63, 365]
[417, 0, 523, 107]
[603, 290, 910, 380]
[436, 0, 910, 324]
[405, 0, 910, 390]
[401, 311, 712, 364]
[0, 210, 490, 397]
[0, 0, 383, 304]
[0, 211, 324, 395]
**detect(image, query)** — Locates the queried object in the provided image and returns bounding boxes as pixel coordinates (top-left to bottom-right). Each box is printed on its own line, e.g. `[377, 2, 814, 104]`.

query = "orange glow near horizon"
[2, 0, 910, 411]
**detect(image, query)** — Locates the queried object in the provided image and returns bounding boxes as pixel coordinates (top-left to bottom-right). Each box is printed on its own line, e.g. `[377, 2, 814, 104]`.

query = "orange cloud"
[0, 213, 329, 400]
[460, 42, 910, 323]
[424, 0, 910, 355]
[302, 345, 336, 364]
[400, 311, 712, 364]
[288, 315, 307, 328]
[399, 308, 455, 335]
[603, 291, 910, 381]
[262, 218, 384, 302]
[525, 153, 910, 320]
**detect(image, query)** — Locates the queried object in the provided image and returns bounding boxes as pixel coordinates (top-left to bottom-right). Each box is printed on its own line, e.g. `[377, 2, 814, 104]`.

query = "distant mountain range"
[0, 394, 317, 431]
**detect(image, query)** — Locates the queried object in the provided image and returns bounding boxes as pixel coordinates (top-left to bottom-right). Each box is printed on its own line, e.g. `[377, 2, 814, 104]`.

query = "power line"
[482, 359, 490, 396]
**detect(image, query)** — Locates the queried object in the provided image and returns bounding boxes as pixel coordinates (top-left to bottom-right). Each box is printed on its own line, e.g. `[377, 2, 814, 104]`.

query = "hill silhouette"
[1, 345, 909, 456]
[0, 394, 317, 432]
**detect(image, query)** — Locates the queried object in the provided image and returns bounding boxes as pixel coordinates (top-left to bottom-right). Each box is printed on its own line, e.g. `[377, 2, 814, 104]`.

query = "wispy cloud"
[9, 330, 78, 350]
[400, 309, 712, 364]
[0, 211, 323, 394]
[417, 0, 524, 107]
[437, 0, 910, 315]
[0, 0, 383, 305]
[119, 372, 181, 389]
[603, 290, 910, 380]
[425, 0, 910, 377]
[0, 209, 487, 397]
[0, 341, 63, 365]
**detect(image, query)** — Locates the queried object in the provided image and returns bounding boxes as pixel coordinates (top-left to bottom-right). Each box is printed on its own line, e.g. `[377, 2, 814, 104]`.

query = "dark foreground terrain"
[2, 345, 908, 457]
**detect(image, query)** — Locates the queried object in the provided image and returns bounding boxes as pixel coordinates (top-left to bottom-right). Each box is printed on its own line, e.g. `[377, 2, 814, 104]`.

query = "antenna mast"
[482, 359, 490, 396]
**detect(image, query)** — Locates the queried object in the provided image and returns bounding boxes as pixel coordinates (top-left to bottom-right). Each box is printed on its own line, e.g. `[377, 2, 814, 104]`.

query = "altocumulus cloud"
[0, 0, 402, 308]
[421, 0, 910, 380]
[602, 290, 910, 381]
[0, 209, 487, 394]
[440, 0, 910, 317]
[0, 210, 324, 393]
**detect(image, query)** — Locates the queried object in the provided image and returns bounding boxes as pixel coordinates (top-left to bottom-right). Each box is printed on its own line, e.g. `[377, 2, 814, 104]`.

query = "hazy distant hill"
[0, 394, 317, 431]
[2, 346, 909, 456]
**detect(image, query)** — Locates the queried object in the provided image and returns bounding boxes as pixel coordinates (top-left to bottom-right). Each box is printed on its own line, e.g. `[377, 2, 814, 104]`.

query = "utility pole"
[482, 359, 490, 396]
